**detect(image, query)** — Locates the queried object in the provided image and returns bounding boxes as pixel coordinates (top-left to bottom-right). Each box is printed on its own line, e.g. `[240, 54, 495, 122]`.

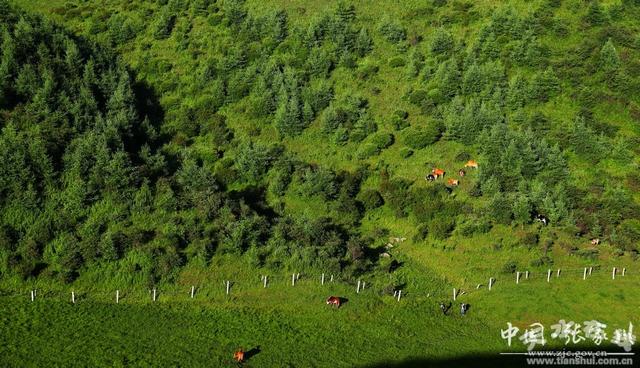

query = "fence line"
[2, 264, 635, 307]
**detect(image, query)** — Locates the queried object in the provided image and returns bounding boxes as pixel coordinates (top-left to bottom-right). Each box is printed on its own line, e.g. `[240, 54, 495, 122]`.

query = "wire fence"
[0, 265, 635, 306]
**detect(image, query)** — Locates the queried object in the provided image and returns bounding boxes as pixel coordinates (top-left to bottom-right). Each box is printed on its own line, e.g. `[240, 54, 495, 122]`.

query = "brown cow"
[234, 350, 245, 363]
[464, 160, 479, 169]
[431, 168, 445, 179]
[447, 179, 459, 186]
[326, 296, 341, 308]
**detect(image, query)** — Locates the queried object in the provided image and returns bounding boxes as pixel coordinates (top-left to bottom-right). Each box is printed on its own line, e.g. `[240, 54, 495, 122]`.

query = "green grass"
[1, 267, 638, 367]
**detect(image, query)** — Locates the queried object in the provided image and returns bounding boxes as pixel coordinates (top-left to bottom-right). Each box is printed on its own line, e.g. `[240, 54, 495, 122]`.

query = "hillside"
[1, 0, 639, 366]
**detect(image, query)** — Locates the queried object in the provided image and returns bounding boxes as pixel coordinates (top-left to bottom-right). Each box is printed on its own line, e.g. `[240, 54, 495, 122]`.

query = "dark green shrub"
[378, 20, 407, 43]
[428, 216, 455, 240]
[357, 189, 384, 210]
[403, 123, 442, 149]
[399, 148, 414, 158]
[389, 57, 406, 67]
[501, 261, 517, 274]
[530, 256, 553, 267]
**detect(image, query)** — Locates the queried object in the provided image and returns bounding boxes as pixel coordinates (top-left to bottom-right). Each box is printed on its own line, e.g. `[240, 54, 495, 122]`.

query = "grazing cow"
[447, 179, 459, 186]
[431, 168, 445, 179]
[439, 301, 451, 315]
[460, 303, 470, 316]
[458, 169, 466, 177]
[591, 238, 600, 245]
[535, 214, 549, 226]
[464, 160, 479, 169]
[234, 350, 245, 363]
[326, 296, 341, 308]
[425, 174, 435, 181]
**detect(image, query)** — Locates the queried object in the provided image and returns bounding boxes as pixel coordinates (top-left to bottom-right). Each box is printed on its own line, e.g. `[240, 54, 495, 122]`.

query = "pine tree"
[512, 194, 532, 227]
[430, 28, 454, 55]
[354, 28, 373, 57]
[600, 38, 620, 73]
[585, 1, 606, 26]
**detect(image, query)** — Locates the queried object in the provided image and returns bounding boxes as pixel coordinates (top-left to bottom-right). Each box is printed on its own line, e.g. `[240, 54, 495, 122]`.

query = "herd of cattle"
[425, 160, 479, 187]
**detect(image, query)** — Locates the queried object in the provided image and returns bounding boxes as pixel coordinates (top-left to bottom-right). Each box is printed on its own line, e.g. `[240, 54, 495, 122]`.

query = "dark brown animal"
[326, 296, 341, 308]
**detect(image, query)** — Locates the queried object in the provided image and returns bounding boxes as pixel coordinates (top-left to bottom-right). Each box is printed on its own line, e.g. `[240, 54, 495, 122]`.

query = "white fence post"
[71, 291, 75, 304]
[547, 269, 551, 282]
[583, 268, 587, 280]
[356, 280, 361, 293]
[321, 273, 325, 285]
[556, 269, 561, 277]
[622, 268, 626, 277]
[30, 290, 34, 302]
[292, 273, 296, 286]
[116, 290, 119, 304]
[226, 281, 230, 295]
[191, 286, 195, 299]
[153, 288, 156, 302]
[525, 271, 529, 279]
[488, 278, 493, 290]
[589, 267, 593, 275]
[612, 267, 616, 280]
[263, 276, 268, 288]
[397, 290, 402, 302]
[453, 288, 456, 301]
[330, 274, 334, 282]
[516, 272, 520, 284]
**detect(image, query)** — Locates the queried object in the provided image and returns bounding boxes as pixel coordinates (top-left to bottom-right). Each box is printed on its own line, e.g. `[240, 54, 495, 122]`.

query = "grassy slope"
[3, 0, 640, 366]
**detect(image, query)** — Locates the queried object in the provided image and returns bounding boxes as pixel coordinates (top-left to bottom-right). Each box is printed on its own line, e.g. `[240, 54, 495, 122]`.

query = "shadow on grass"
[362, 346, 635, 368]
